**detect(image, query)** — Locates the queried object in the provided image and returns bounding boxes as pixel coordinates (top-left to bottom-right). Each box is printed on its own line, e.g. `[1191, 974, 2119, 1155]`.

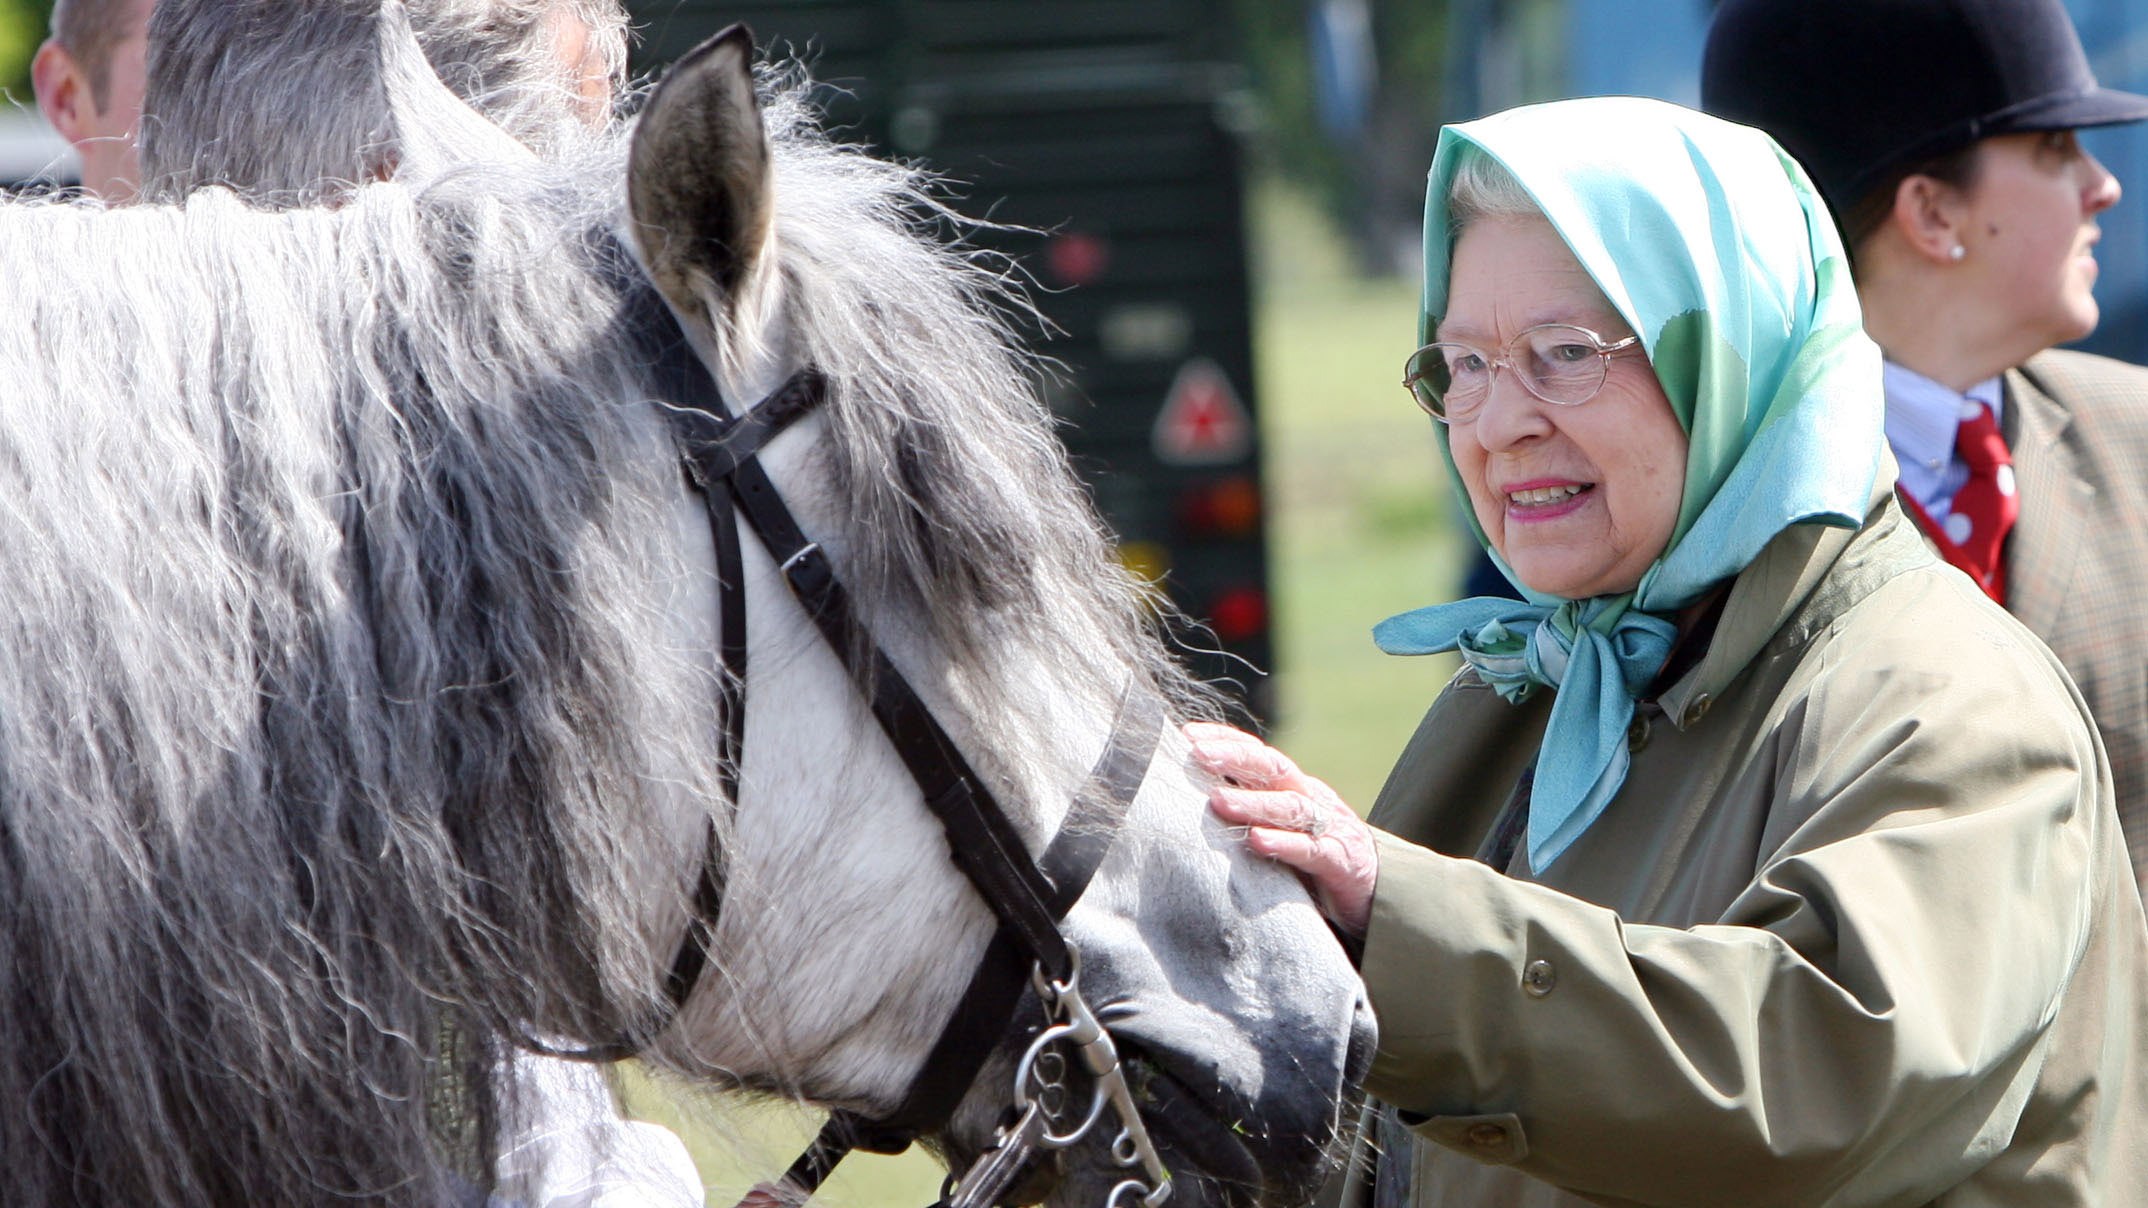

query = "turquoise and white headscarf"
[1375, 97, 1885, 871]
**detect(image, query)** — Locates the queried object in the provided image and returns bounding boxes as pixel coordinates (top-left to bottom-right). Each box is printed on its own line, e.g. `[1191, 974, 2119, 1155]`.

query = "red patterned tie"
[1933, 400, 2017, 604]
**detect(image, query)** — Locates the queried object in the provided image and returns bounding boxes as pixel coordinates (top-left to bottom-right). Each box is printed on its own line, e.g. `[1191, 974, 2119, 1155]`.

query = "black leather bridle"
[593, 341, 1174, 1207]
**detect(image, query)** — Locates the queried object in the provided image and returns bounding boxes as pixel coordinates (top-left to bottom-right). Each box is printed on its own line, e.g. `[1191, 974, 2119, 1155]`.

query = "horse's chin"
[939, 987, 1375, 1207]
[933, 923, 1375, 1207]
[1007, 1051, 1354, 1208]
[1031, 1127, 1261, 1208]
[1031, 1104, 1300, 1208]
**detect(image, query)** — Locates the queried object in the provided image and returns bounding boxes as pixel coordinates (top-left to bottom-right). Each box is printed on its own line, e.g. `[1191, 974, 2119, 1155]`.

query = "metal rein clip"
[945, 955, 1172, 1208]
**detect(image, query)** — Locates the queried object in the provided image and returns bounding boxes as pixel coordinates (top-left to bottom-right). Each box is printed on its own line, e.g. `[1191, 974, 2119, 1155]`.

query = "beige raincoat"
[1345, 495, 2148, 1206]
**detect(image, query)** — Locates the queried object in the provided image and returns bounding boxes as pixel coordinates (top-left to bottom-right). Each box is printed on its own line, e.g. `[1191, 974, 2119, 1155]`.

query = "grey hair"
[406, 0, 629, 142]
[139, 0, 396, 203]
[0, 19, 1206, 1206]
[1445, 143, 1541, 233]
[138, 0, 628, 206]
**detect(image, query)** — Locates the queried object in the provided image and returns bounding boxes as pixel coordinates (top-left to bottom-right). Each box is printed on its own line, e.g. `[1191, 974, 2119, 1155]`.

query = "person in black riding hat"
[1705, 0, 2148, 895]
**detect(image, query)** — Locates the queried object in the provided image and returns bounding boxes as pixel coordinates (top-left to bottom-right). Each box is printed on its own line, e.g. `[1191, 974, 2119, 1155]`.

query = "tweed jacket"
[1340, 495, 2148, 1207]
[1998, 349, 2148, 891]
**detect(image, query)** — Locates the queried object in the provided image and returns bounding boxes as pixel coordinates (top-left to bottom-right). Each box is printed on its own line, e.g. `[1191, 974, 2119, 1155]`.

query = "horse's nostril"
[1344, 993, 1379, 1090]
[1142, 1069, 1267, 1192]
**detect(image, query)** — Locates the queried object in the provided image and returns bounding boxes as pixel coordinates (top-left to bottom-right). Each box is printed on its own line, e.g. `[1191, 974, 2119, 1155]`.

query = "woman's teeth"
[1510, 484, 1584, 506]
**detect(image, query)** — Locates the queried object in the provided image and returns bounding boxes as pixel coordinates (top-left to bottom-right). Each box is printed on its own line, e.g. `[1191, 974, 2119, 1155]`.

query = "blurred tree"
[1227, 0, 1449, 276]
[0, 0, 52, 101]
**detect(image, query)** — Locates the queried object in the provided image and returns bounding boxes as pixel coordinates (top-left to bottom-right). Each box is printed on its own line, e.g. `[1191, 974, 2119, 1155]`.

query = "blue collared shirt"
[1883, 360, 2005, 519]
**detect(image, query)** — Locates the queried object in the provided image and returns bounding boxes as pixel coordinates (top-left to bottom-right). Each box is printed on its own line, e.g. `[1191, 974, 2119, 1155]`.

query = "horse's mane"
[0, 119, 709, 1201]
[0, 36, 1207, 1205]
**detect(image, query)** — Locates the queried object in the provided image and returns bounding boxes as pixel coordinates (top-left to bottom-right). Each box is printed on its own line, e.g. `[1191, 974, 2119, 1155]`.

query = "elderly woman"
[1194, 98, 2148, 1205]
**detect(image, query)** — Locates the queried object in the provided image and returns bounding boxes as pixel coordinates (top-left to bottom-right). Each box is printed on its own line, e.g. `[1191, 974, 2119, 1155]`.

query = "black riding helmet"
[1702, 0, 2148, 215]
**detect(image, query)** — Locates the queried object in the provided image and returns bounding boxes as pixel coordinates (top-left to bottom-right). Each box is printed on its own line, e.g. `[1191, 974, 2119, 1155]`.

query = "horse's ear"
[628, 24, 771, 331]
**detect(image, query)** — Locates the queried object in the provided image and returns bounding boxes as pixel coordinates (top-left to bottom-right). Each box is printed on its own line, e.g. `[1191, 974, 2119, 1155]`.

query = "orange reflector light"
[1177, 476, 1263, 537]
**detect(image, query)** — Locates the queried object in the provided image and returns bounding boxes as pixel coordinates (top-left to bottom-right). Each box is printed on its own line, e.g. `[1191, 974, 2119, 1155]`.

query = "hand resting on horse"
[1188, 721, 1377, 937]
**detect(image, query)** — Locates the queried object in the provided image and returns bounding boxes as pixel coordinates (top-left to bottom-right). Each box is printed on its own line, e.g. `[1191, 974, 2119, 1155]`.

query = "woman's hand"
[1186, 721, 1377, 936]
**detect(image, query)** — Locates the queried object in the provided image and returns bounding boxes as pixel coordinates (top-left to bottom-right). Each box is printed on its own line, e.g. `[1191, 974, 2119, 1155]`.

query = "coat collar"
[1655, 471, 1901, 730]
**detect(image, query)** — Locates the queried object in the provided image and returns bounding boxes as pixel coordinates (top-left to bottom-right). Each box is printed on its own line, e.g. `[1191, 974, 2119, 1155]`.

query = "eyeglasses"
[1402, 323, 1644, 423]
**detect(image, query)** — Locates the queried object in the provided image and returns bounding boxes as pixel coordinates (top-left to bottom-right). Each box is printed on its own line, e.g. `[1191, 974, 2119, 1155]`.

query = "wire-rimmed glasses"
[1403, 323, 1643, 423]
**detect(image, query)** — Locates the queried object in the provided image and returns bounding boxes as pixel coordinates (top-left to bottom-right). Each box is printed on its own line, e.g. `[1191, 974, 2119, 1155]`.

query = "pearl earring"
[1949, 244, 1967, 262]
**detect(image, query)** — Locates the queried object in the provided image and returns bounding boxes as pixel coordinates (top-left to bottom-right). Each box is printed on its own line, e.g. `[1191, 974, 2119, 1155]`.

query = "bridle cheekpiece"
[610, 338, 1174, 1208]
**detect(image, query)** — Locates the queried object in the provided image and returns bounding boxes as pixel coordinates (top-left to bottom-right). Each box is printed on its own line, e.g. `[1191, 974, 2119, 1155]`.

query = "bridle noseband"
[594, 342, 1176, 1207]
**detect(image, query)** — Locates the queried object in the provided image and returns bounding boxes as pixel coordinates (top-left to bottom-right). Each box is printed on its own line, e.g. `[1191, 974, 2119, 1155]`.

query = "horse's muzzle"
[1041, 987, 1376, 1208]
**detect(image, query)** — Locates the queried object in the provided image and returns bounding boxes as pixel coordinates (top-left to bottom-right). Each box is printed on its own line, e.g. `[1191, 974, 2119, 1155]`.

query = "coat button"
[1626, 713, 1651, 752]
[1683, 693, 1713, 725]
[1464, 1122, 1510, 1150]
[1522, 959, 1557, 998]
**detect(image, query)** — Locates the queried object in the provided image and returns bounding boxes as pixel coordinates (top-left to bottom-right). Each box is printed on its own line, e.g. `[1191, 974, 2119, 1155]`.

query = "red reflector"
[1208, 587, 1267, 643]
[1047, 231, 1111, 287]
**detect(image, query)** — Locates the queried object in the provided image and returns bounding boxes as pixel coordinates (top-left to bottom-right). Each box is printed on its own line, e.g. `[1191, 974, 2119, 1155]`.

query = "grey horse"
[0, 3, 1374, 1204]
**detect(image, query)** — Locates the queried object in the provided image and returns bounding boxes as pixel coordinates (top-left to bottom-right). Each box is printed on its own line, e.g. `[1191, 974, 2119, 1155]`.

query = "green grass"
[627, 181, 1463, 1204]
[621, 1074, 947, 1204]
[1249, 183, 1464, 810]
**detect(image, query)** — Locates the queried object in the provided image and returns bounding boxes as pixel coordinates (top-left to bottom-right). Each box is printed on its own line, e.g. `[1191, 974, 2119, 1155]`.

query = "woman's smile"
[1503, 479, 1594, 518]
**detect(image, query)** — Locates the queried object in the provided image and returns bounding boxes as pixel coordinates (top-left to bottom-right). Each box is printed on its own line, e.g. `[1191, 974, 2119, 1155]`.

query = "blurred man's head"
[31, 0, 153, 201]
[34, 0, 626, 205]
[413, 0, 625, 134]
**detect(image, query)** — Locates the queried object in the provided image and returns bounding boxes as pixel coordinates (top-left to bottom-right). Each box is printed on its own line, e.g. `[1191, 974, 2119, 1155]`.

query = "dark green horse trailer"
[633, 1, 1276, 718]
